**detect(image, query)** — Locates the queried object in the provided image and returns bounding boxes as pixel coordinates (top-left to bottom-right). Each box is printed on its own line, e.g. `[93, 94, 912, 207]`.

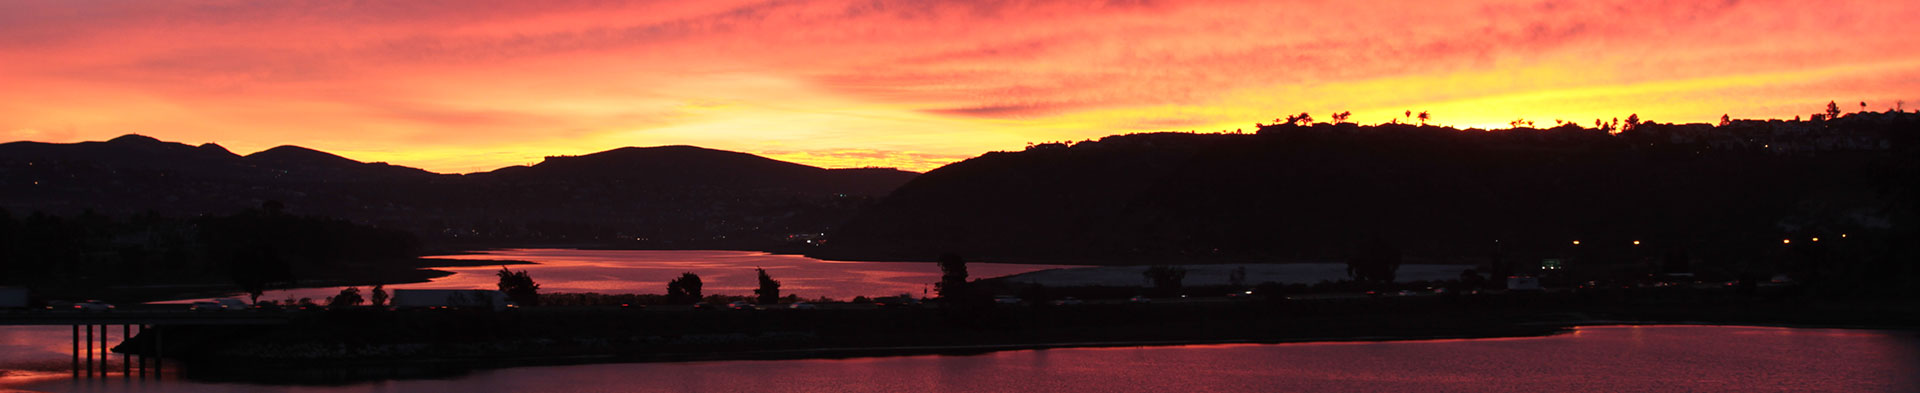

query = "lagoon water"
[3, 250, 1075, 389]
[9, 325, 1918, 392]
[5, 251, 1916, 392]
[160, 249, 1079, 304]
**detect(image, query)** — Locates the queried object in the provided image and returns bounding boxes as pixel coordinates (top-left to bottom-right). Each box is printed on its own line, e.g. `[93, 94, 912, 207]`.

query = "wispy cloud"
[1, 0, 1915, 171]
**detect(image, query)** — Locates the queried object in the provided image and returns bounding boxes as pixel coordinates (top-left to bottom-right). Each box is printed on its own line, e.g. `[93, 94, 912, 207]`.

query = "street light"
[1572, 240, 1580, 245]
[1632, 240, 1641, 245]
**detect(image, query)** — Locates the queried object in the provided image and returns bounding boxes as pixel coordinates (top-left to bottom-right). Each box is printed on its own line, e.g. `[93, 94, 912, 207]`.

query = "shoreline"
[137, 293, 1920, 386]
[21, 319, 1913, 389]
[157, 318, 1920, 387]
[110, 256, 536, 303]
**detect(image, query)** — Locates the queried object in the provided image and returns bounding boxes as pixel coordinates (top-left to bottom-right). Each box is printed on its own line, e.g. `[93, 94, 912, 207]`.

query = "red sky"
[3, 0, 1916, 173]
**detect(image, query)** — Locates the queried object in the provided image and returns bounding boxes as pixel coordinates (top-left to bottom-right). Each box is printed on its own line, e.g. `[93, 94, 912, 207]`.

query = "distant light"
[1782, 239, 1791, 244]
[1841, 234, 1848, 238]
[1632, 240, 1641, 245]
[1571, 240, 1580, 245]
[1811, 237, 1819, 242]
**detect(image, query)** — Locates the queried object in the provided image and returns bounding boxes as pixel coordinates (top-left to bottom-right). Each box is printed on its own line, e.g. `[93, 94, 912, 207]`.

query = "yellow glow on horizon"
[1, 1, 1916, 173]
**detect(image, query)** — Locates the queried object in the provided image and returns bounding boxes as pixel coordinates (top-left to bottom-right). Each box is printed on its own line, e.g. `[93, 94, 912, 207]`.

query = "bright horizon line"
[27, 105, 1893, 175]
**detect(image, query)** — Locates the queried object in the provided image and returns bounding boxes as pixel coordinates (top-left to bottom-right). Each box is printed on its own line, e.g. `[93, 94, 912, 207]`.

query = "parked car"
[727, 301, 760, 311]
[74, 300, 114, 312]
[993, 296, 1024, 305]
[788, 302, 818, 310]
[1128, 296, 1152, 304]
[692, 302, 715, 310]
[189, 301, 227, 312]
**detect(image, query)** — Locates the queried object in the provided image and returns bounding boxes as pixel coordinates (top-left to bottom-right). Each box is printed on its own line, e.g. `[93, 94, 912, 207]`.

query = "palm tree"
[1416, 111, 1431, 126]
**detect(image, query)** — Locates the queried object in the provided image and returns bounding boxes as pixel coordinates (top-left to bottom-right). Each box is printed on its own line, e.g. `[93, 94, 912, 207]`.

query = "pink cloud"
[1, 0, 1915, 172]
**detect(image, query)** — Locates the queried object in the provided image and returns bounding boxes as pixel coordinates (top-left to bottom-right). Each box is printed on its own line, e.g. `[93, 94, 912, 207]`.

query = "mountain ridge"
[0, 134, 919, 249]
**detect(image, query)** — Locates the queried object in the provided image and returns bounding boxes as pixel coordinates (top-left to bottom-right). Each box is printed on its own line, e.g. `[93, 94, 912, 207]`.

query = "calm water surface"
[163, 249, 1077, 303]
[11, 325, 1918, 393]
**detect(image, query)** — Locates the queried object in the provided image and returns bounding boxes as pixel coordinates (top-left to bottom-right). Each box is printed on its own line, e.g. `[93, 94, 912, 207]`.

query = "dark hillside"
[0, 137, 918, 250]
[818, 113, 1912, 289]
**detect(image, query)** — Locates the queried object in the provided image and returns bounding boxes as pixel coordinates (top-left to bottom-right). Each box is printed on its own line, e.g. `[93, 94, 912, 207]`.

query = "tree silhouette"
[1860, 101, 1867, 113]
[329, 287, 364, 307]
[754, 267, 781, 304]
[667, 272, 703, 304]
[1347, 237, 1402, 285]
[937, 252, 969, 299]
[1624, 114, 1640, 132]
[1142, 265, 1186, 297]
[1284, 112, 1313, 126]
[1826, 101, 1841, 120]
[1721, 114, 1732, 126]
[370, 284, 389, 307]
[1417, 111, 1431, 126]
[496, 267, 540, 306]
[1331, 111, 1352, 124]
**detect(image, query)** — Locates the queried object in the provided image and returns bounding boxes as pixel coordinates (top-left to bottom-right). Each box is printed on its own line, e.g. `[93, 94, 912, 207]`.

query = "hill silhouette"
[0, 135, 917, 249]
[479, 145, 907, 196]
[815, 112, 1916, 291]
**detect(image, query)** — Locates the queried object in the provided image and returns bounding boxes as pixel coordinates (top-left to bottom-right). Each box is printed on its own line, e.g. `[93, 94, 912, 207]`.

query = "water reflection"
[15, 325, 1917, 392]
[167, 249, 1073, 304]
[0, 325, 147, 390]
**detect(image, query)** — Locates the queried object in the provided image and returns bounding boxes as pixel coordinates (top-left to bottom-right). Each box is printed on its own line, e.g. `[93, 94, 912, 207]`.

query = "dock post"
[85, 324, 93, 377]
[122, 324, 131, 377]
[71, 325, 79, 377]
[135, 325, 145, 378]
[99, 324, 109, 377]
[153, 326, 163, 380]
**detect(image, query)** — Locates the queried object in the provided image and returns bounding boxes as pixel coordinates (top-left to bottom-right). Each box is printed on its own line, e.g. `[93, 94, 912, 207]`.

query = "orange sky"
[3, 1, 1916, 173]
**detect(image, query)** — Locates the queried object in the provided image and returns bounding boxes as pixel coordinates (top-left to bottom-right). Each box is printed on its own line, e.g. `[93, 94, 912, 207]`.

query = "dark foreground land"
[114, 288, 1919, 385]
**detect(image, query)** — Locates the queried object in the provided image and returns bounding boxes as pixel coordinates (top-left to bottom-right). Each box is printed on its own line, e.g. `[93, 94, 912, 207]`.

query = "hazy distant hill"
[0, 135, 918, 249]
[816, 113, 1917, 274]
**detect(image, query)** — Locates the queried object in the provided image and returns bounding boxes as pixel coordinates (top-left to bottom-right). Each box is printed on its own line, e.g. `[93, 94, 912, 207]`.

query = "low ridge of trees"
[0, 201, 419, 297]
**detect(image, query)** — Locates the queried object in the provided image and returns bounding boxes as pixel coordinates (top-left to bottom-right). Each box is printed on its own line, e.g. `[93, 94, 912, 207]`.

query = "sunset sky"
[3, 0, 1916, 173]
